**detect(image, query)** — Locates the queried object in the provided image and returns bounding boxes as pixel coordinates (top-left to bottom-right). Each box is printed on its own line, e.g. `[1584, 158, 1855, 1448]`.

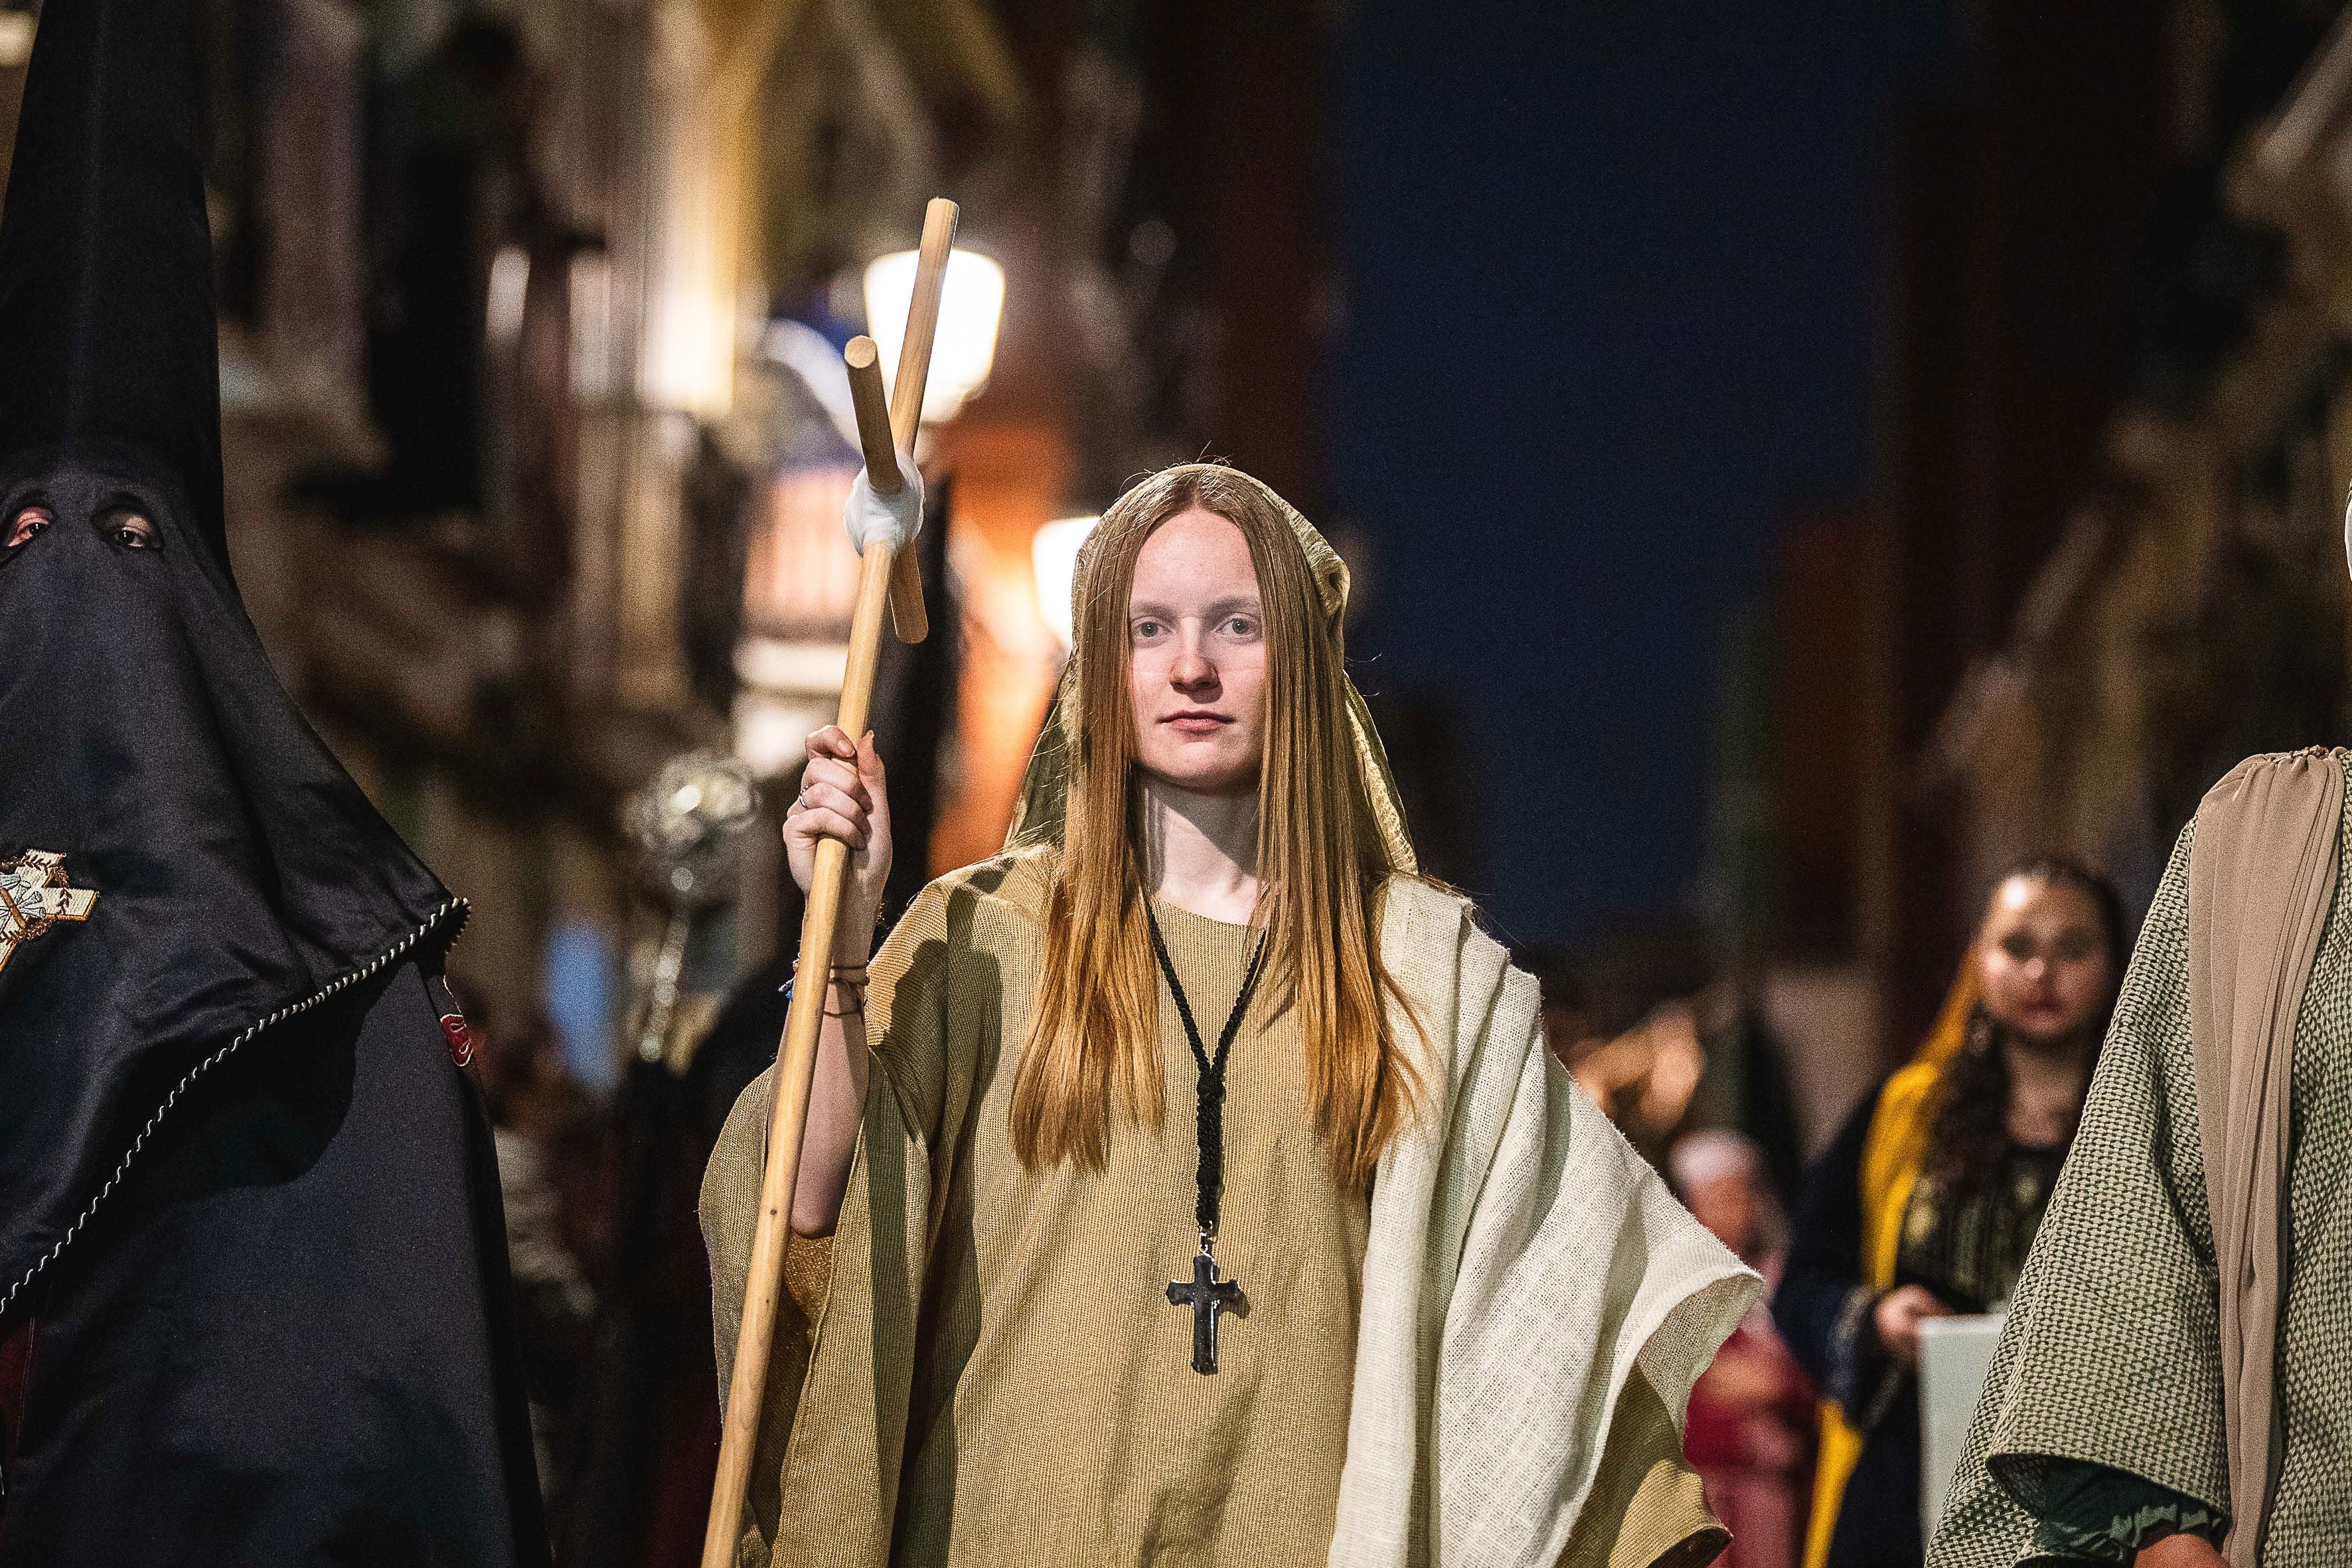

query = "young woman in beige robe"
[703, 463, 1758, 1567]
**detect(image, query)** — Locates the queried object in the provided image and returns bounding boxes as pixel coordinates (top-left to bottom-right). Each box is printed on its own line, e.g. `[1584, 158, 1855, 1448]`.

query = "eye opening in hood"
[4, 501, 51, 549]
[94, 500, 157, 550]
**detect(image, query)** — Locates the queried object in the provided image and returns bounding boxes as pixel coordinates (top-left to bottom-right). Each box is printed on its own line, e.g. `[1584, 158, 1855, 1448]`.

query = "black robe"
[0, 0, 548, 1557]
[1, 961, 544, 1567]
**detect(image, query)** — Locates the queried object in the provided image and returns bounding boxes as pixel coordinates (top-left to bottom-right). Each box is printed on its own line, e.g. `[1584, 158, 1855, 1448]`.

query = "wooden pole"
[698, 202, 957, 1568]
[882, 198, 957, 644]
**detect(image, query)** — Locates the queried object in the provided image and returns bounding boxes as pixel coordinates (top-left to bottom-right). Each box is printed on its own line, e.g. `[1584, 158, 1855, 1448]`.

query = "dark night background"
[1334, 0, 1954, 945]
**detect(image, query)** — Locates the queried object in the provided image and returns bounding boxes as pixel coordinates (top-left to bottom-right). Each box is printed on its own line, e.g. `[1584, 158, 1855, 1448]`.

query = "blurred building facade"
[114, 0, 1340, 1085]
[1913, 1, 2352, 868]
[1863, 0, 2352, 1065]
[1699, 1, 2352, 1142]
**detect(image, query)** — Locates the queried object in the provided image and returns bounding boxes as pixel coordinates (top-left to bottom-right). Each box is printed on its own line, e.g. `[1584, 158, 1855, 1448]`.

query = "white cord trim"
[0, 897, 469, 1322]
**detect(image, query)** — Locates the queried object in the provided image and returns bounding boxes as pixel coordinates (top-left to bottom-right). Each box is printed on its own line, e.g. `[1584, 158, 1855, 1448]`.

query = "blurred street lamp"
[862, 248, 1006, 425]
[1031, 514, 1099, 648]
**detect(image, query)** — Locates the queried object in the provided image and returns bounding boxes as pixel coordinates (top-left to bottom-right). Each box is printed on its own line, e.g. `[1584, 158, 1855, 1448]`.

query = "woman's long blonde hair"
[1007, 466, 1419, 1193]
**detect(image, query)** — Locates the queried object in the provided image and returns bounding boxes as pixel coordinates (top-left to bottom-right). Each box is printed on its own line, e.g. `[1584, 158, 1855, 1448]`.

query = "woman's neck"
[2001, 1030, 2094, 1150]
[1139, 773, 1259, 924]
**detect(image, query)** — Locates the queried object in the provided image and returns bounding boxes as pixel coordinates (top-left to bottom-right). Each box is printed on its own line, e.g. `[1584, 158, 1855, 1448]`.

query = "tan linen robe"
[706, 852, 1753, 1566]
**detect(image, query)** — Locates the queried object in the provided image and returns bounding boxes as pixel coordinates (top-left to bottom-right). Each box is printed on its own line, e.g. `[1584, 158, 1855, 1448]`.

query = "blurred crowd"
[5, 0, 2322, 1556]
[460, 997, 606, 1531]
[1519, 852, 2126, 1568]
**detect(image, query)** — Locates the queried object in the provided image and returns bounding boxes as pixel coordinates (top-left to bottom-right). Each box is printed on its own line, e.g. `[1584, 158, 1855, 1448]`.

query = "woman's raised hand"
[784, 726, 893, 963]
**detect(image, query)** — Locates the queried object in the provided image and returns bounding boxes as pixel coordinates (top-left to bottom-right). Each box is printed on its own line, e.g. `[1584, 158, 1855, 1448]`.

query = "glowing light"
[731, 681, 838, 779]
[862, 249, 1006, 425]
[1030, 515, 1099, 648]
[487, 246, 530, 345]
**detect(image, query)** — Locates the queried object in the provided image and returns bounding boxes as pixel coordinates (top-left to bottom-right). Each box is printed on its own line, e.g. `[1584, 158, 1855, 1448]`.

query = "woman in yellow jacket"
[1770, 858, 2126, 1568]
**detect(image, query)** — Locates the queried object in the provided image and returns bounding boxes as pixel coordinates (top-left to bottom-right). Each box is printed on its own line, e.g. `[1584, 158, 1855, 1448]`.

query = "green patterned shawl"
[1928, 767, 2352, 1566]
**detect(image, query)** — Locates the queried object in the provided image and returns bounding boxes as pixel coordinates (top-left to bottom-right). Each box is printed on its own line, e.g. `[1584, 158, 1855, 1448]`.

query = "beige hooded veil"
[704, 464, 1758, 1567]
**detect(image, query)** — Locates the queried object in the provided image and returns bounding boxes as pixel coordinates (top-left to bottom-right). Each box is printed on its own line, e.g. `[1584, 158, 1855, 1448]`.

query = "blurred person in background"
[1567, 998, 1709, 1165]
[1773, 858, 2128, 1568]
[1533, 932, 1805, 1203]
[471, 995, 601, 1520]
[1676, 1131, 1815, 1568]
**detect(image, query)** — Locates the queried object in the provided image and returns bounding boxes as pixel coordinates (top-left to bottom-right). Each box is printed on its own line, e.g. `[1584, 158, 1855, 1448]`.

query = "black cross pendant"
[1166, 1241, 1243, 1374]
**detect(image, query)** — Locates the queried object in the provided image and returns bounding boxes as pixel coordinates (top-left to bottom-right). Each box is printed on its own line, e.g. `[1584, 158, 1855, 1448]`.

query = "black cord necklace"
[1146, 900, 1269, 1375]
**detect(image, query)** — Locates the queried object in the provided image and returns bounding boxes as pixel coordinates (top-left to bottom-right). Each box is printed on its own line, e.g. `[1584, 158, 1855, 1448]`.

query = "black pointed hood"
[0, 0, 225, 564]
[0, 1, 462, 1324]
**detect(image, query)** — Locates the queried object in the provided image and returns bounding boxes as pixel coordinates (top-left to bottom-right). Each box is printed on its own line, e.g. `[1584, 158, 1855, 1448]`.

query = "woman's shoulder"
[899, 845, 1056, 938]
[1379, 873, 1516, 957]
[1375, 873, 1478, 954]
[1805, 1074, 1903, 1182]
[1877, 1056, 1946, 1117]
[1375, 874, 1536, 1015]
[1377, 870, 1465, 913]
[2193, 747, 2351, 838]
[2204, 745, 2348, 791]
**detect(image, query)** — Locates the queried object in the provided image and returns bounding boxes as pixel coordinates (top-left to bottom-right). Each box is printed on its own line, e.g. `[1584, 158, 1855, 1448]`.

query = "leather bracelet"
[777, 953, 876, 1002]
[825, 963, 868, 1020]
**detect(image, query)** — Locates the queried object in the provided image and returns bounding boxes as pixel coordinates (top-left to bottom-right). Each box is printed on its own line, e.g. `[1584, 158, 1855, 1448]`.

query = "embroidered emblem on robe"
[430, 973, 476, 1068]
[0, 850, 98, 973]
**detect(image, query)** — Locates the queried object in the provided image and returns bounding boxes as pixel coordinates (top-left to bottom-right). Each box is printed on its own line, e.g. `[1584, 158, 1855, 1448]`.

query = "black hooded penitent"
[0, 3, 546, 1561]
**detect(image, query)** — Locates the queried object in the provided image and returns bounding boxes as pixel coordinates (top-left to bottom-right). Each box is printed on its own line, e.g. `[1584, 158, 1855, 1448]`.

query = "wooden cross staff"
[699, 196, 957, 1568]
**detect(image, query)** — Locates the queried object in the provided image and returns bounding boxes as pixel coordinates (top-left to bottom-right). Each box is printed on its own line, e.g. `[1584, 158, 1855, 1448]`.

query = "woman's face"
[1126, 507, 1268, 796]
[1975, 875, 2115, 1049]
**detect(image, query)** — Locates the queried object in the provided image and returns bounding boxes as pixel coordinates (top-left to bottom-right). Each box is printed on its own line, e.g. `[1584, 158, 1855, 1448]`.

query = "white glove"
[844, 451, 923, 554]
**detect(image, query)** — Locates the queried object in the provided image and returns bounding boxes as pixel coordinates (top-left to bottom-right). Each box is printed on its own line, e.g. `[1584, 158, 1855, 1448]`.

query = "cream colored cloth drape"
[702, 864, 1752, 1567]
[1335, 877, 1759, 1567]
[2187, 747, 2343, 1567]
